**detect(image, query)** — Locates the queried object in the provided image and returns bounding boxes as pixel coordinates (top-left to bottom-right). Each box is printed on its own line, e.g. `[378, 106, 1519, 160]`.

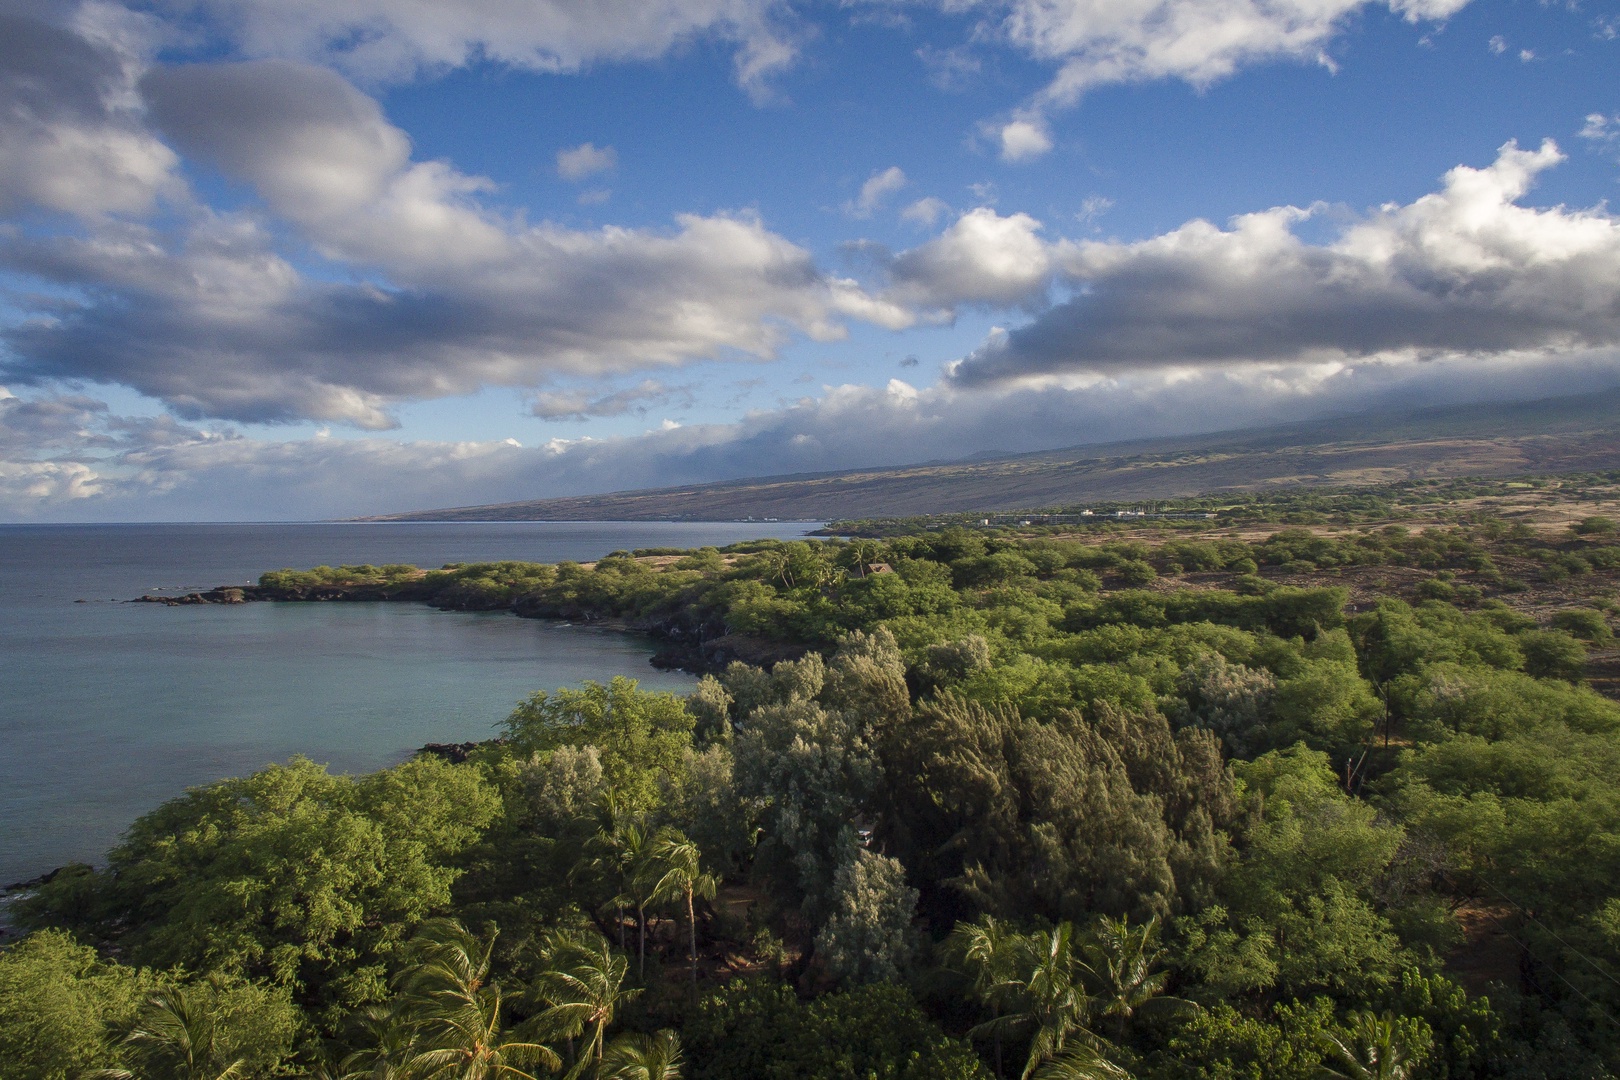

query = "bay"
[0, 521, 817, 886]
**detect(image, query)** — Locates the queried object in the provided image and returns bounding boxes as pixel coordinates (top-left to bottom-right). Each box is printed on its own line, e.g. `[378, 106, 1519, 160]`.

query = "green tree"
[503, 679, 695, 814]
[731, 698, 879, 920]
[647, 833, 719, 992]
[586, 822, 685, 980]
[334, 1002, 420, 1080]
[599, 1030, 684, 1080]
[21, 756, 499, 1017]
[813, 848, 918, 986]
[973, 923, 1113, 1080]
[531, 931, 639, 1077]
[948, 915, 1022, 1078]
[1319, 1011, 1431, 1080]
[684, 980, 990, 1080]
[92, 986, 245, 1080]
[1179, 746, 1406, 1001]
[0, 929, 149, 1080]
[90, 977, 298, 1080]
[580, 816, 687, 977]
[1152, 999, 1338, 1080]
[397, 919, 558, 1080]
[1518, 630, 1587, 683]
[1081, 915, 1182, 1038]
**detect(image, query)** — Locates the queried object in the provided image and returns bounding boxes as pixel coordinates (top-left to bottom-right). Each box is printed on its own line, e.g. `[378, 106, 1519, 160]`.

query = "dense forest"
[8, 485, 1620, 1078]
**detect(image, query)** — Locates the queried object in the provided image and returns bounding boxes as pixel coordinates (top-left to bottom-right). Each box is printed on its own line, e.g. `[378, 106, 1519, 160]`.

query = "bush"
[1519, 629, 1588, 682]
[1116, 559, 1159, 585]
[1414, 578, 1455, 602]
[1551, 608, 1615, 645]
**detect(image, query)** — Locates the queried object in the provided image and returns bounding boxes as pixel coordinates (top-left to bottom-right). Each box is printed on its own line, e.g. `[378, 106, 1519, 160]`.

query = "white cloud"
[0, 10, 179, 218]
[731, 22, 801, 103]
[916, 43, 982, 90]
[1579, 113, 1618, 143]
[557, 142, 617, 181]
[884, 207, 1062, 312]
[9, 347, 1620, 520]
[1005, 0, 1473, 105]
[3, 59, 910, 427]
[845, 166, 908, 218]
[951, 140, 1620, 385]
[2, 203, 907, 427]
[1489, 34, 1506, 54]
[532, 379, 693, 420]
[997, 117, 1052, 162]
[901, 196, 950, 226]
[1076, 194, 1113, 225]
[170, 0, 797, 96]
[958, 0, 1474, 160]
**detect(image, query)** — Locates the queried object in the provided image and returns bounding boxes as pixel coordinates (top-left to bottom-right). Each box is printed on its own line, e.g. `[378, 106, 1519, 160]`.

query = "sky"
[1, 0, 1618, 520]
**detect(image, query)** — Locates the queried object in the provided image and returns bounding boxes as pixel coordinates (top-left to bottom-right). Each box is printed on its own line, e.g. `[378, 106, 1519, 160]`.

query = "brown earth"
[360, 389, 1620, 522]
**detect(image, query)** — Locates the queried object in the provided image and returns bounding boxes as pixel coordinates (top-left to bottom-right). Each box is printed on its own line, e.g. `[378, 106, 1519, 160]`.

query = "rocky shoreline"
[131, 581, 808, 675]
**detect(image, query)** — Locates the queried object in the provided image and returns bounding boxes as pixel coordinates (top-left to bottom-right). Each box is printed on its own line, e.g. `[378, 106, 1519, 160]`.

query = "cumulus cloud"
[952, 140, 1620, 385]
[845, 166, 907, 218]
[1, 206, 904, 427]
[966, 0, 1474, 159]
[882, 207, 1061, 312]
[996, 117, 1052, 162]
[167, 0, 797, 94]
[557, 142, 617, 180]
[0, 8, 178, 217]
[0, 388, 231, 507]
[3, 59, 910, 427]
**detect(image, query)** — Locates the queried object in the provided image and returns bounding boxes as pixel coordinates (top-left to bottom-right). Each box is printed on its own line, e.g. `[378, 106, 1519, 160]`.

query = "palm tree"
[970, 923, 1111, 1080]
[87, 982, 247, 1080]
[1032, 1044, 1132, 1080]
[1319, 1012, 1427, 1080]
[531, 931, 641, 1079]
[1079, 915, 1185, 1038]
[399, 919, 560, 1080]
[647, 833, 718, 993]
[335, 1002, 422, 1080]
[579, 821, 635, 953]
[585, 821, 680, 976]
[947, 915, 1021, 1078]
[598, 1030, 684, 1080]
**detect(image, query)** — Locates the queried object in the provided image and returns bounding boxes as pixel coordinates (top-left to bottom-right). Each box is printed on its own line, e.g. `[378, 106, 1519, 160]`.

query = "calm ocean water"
[0, 521, 817, 886]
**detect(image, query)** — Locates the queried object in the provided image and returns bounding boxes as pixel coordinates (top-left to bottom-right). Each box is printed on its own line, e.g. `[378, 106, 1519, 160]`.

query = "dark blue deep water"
[0, 521, 816, 885]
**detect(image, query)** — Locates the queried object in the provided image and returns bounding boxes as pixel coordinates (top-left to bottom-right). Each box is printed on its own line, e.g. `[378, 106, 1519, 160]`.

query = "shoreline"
[131, 580, 809, 674]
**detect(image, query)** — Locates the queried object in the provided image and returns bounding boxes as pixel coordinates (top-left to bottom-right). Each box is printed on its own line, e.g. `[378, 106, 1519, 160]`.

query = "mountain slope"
[362, 390, 1620, 521]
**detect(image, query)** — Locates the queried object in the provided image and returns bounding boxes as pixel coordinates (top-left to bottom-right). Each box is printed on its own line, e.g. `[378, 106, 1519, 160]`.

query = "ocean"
[0, 521, 817, 886]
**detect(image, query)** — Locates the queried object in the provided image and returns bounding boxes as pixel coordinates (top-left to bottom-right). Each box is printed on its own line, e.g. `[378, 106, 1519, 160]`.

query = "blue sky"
[1, 0, 1618, 519]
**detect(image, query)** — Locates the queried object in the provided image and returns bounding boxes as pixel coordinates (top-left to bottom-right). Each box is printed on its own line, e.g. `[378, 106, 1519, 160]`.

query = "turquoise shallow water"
[0, 521, 816, 885]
